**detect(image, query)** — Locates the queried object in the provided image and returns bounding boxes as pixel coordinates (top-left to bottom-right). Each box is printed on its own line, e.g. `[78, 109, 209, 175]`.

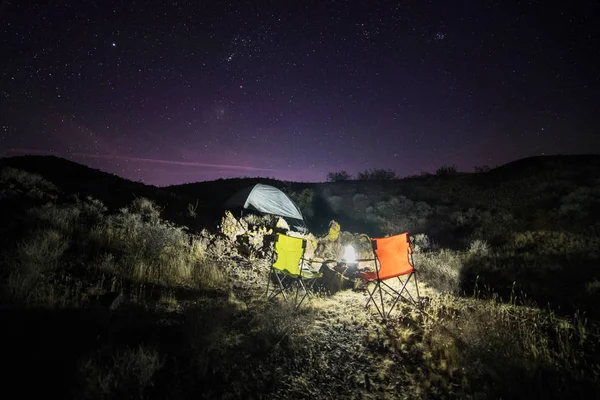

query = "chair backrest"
[272, 233, 306, 276]
[372, 232, 414, 279]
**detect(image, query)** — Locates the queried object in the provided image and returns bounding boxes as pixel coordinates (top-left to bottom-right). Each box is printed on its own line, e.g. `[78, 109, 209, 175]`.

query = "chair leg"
[414, 271, 421, 308]
[402, 272, 419, 306]
[365, 281, 384, 318]
[369, 272, 420, 318]
[378, 280, 386, 318]
[364, 281, 377, 308]
[265, 268, 272, 298]
[296, 279, 309, 309]
[269, 273, 290, 302]
[387, 275, 411, 316]
[306, 278, 318, 294]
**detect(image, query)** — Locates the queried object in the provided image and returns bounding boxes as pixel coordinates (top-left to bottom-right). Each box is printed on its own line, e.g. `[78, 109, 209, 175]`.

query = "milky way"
[1, 1, 599, 186]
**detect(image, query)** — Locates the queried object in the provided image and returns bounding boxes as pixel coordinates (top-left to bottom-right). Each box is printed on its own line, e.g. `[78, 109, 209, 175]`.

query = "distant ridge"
[2, 152, 599, 237]
[0, 155, 159, 210]
[2, 153, 599, 213]
[490, 154, 600, 172]
[3, 153, 598, 190]
[485, 154, 600, 182]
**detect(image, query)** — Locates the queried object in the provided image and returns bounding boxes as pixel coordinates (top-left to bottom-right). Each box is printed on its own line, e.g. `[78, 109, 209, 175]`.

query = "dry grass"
[414, 248, 464, 294]
[77, 345, 164, 400]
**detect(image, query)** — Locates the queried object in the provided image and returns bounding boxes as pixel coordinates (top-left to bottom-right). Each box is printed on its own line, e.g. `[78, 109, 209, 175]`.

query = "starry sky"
[1, 1, 599, 186]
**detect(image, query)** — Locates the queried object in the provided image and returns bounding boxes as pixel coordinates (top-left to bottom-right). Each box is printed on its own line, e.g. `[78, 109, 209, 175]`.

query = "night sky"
[1, 1, 599, 186]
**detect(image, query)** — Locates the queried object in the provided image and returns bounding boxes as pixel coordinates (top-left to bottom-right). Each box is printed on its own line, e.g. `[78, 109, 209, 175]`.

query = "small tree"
[327, 170, 352, 182]
[357, 168, 397, 180]
[435, 164, 458, 176]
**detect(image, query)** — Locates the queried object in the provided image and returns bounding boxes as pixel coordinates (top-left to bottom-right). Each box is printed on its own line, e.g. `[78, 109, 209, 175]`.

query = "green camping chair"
[266, 233, 322, 307]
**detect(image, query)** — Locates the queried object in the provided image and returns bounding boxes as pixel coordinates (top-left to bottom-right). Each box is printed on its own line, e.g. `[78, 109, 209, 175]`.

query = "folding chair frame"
[265, 235, 321, 308]
[363, 235, 421, 318]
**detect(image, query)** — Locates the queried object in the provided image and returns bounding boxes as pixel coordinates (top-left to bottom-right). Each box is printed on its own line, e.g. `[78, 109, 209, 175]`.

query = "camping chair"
[266, 233, 323, 307]
[360, 232, 421, 318]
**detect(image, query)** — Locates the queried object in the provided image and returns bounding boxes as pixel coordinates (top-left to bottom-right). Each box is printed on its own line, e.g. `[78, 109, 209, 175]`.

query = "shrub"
[16, 228, 68, 271]
[325, 195, 344, 214]
[187, 200, 199, 218]
[91, 209, 195, 285]
[357, 168, 397, 180]
[363, 196, 433, 235]
[130, 197, 161, 224]
[77, 346, 163, 400]
[352, 193, 370, 213]
[3, 226, 72, 304]
[326, 170, 352, 182]
[28, 204, 81, 232]
[468, 239, 490, 256]
[0, 167, 59, 195]
[474, 164, 491, 173]
[414, 249, 463, 293]
[411, 233, 431, 253]
[559, 187, 600, 232]
[288, 188, 315, 218]
[435, 164, 458, 176]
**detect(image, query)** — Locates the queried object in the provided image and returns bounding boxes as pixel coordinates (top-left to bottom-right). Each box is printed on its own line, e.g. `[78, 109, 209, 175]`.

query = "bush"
[326, 170, 352, 182]
[16, 228, 68, 271]
[435, 164, 458, 176]
[288, 188, 315, 218]
[474, 164, 491, 173]
[363, 196, 433, 235]
[357, 168, 397, 180]
[0, 167, 59, 194]
[468, 239, 490, 256]
[352, 193, 370, 213]
[414, 249, 463, 293]
[187, 200, 199, 218]
[91, 209, 196, 285]
[130, 197, 161, 224]
[325, 195, 344, 214]
[5, 227, 70, 303]
[77, 346, 163, 400]
[411, 233, 431, 253]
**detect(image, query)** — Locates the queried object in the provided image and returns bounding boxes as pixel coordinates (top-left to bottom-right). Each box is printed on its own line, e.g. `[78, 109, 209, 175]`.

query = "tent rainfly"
[224, 183, 307, 232]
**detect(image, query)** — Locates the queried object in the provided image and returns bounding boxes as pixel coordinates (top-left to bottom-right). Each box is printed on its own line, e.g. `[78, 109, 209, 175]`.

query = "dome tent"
[224, 183, 307, 233]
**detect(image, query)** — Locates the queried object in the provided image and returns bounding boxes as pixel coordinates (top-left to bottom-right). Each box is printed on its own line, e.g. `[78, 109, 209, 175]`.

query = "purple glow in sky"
[1, 1, 599, 186]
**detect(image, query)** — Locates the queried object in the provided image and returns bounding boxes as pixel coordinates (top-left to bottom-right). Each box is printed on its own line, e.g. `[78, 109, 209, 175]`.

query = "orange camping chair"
[360, 232, 421, 318]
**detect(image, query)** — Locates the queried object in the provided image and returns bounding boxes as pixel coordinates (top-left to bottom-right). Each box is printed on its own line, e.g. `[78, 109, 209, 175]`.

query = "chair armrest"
[300, 258, 325, 272]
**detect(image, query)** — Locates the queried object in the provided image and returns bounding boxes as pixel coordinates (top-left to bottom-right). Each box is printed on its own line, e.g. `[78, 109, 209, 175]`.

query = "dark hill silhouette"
[484, 154, 600, 183]
[0, 155, 165, 211]
[491, 153, 600, 172]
